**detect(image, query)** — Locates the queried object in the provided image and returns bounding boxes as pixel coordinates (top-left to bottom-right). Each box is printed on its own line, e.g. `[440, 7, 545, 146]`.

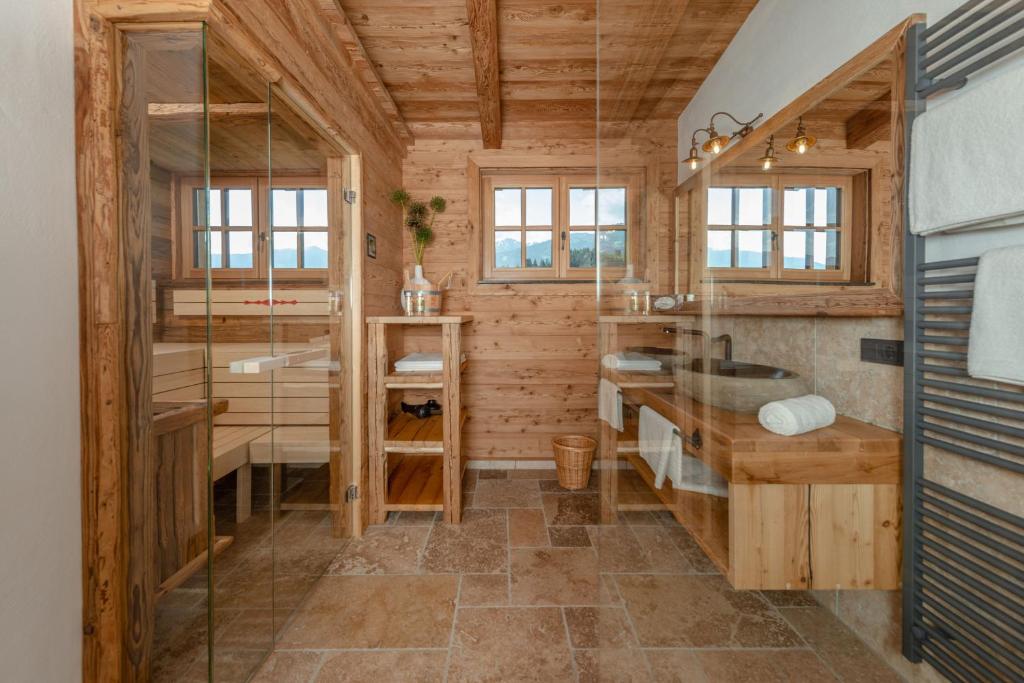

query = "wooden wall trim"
[75, 2, 127, 680]
[464, 0, 502, 149]
[318, 0, 413, 145]
[91, 0, 212, 22]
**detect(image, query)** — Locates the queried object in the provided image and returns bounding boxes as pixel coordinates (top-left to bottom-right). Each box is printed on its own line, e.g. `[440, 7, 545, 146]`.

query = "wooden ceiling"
[143, 34, 331, 174]
[333, 0, 758, 145]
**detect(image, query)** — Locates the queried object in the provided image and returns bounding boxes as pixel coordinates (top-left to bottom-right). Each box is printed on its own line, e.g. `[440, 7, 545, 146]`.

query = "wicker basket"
[552, 435, 597, 490]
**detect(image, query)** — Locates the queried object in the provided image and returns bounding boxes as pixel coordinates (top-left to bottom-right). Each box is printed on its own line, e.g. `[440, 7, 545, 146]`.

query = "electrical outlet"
[861, 338, 904, 366]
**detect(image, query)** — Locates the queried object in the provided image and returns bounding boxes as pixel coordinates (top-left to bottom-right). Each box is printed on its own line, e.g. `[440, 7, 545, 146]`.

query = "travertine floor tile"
[549, 525, 592, 547]
[781, 607, 904, 682]
[630, 525, 697, 573]
[563, 606, 637, 648]
[460, 573, 509, 606]
[315, 650, 447, 682]
[616, 574, 803, 648]
[510, 547, 602, 605]
[479, 469, 510, 479]
[276, 575, 457, 649]
[761, 589, 819, 607]
[696, 649, 838, 682]
[575, 648, 652, 683]
[644, 649, 709, 683]
[251, 651, 322, 683]
[509, 508, 549, 547]
[472, 478, 543, 508]
[589, 525, 651, 573]
[447, 607, 575, 682]
[510, 468, 558, 479]
[542, 493, 601, 525]
[422, 509, 508, 573]
[326, 526, 429, 575]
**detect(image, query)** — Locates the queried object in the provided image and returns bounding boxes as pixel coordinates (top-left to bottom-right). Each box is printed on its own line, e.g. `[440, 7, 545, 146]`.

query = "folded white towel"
[910, 61, 1024, 235]
[598, 379, 623, 431]
[601, 352, 662, 372]
[394, 352, 466, 372]
[758, 395, 836, 436]
[968, 246, 1024, 386]
[639, 407, 727, 497]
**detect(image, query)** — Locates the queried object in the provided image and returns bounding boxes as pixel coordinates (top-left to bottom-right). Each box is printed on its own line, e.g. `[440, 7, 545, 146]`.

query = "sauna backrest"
[153, 344, 328, 427]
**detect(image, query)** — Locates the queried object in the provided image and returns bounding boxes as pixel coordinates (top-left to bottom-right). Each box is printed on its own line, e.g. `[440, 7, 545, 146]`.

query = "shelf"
[367, 314, 473, 325]
[603, 367, 675, 389]
[384, 359, 469, 389]
[385, 455, 444, 511]
[384, 412, 467, 453]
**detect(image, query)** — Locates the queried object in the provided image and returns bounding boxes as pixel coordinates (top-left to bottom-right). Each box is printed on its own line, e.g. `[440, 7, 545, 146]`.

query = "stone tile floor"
[158, 468, 907, 682]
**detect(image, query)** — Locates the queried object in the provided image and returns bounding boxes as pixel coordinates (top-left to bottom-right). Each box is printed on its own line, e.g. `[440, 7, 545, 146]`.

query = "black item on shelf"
[401, 399, 442, 420]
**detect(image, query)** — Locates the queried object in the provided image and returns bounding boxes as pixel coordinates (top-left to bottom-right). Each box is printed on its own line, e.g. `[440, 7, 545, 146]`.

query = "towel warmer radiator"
[903, 2, 1024, 680]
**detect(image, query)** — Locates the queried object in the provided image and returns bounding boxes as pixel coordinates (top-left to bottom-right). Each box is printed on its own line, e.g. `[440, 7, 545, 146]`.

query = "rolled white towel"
[758, 395, 836, 436]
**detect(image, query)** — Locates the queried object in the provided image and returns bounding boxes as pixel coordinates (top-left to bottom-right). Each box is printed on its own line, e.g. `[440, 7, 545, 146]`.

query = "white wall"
[0, 1, 82, 681]
[678, 0, 963, 183]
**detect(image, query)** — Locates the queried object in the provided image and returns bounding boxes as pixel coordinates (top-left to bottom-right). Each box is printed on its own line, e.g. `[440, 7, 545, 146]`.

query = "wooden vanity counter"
[603, 376, 902, 592]
[624, 385, 901, 486]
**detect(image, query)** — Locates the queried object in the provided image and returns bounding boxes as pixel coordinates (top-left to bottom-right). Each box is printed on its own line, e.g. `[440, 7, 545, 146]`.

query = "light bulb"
[762, 158, 772, 170]
[797, 141, 807, 154]
[690, 158, 698, 170]
[711, 140, 721, 154]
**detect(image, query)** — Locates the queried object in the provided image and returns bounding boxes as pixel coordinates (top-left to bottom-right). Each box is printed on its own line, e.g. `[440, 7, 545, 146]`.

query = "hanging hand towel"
[910, 60, 1024, 235]
[599, 378, 624, 431]
[968, 245, 1024, 386]
[758, 395, 836, 436]
[639, 407, 727, 497]
[639, 406, 678, 488]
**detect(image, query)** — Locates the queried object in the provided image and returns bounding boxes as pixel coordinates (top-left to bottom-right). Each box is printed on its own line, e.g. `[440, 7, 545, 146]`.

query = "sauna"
[2, 0, 1016, 681]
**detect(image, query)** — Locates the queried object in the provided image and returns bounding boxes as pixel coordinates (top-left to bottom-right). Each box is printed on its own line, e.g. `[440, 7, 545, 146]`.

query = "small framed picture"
[366, 233, 377, 259]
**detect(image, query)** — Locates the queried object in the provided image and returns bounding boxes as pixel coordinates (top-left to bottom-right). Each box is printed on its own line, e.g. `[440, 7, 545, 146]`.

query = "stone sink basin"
[675, 358, 809, 414]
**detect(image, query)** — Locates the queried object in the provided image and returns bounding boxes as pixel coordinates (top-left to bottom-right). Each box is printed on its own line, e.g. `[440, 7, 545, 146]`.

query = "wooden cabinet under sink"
[599, 329, 901, 591]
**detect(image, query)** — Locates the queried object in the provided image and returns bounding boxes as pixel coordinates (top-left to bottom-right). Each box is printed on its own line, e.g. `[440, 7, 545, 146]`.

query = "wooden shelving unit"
[367, 314, 471, 524]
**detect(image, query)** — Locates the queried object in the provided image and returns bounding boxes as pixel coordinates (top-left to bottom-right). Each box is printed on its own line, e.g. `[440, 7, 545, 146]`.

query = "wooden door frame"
[74, 2, 365, 679]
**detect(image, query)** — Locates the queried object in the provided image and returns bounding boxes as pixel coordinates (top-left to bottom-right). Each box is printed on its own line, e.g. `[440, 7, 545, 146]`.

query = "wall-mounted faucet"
[662, 327, 732, 361]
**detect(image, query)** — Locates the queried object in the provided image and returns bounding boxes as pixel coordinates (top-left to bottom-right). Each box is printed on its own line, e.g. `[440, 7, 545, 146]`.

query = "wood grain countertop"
[620, 385, 901, 486]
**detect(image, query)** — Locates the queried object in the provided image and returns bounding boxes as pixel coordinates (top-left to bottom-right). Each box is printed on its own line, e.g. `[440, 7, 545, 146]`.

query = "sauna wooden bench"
[602, 371, 902, 592]
[367, 315, 471, 524]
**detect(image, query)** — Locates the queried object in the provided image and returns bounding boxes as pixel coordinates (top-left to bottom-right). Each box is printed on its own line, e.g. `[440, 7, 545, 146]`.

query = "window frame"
[258, 176, 331, 279]
[701, 172, 854, 283]
[480, 169, 641, 283]
[176, 174, 329, 281]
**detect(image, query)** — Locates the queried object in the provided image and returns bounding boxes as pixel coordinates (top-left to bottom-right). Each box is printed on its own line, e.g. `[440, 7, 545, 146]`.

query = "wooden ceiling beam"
[465, 0, 502, 148]
[845, 91, 891, 150]
[318, 0, 413, 145]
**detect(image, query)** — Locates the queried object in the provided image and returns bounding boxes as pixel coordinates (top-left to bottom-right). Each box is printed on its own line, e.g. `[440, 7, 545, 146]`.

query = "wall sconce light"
[683, 111, 764, 170]
[683, 143, 702, 170]
[786, 116, 816, 154]
[759, 135, 780, 171]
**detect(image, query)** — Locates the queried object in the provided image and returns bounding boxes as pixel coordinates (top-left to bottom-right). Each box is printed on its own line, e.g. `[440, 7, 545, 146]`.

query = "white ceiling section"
[676, 0, 963, 183]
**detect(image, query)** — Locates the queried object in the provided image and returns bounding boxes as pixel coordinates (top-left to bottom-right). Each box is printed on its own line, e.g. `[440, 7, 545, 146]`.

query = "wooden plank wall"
[400, 132, 676, 460]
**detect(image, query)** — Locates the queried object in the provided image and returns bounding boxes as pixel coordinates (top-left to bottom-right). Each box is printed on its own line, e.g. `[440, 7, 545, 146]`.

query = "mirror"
[671, 42, 903, 316]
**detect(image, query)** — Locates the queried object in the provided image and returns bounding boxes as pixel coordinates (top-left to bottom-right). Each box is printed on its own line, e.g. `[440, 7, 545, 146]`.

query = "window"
[482, 171, 641, 281]
[703, 174, 854, 282]
[178, 176, 328, 280]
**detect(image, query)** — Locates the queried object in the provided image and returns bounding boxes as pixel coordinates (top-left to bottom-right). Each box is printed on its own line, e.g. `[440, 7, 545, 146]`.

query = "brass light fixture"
[758, 135, 780, 171]
[786, 116, 817, 154]
[683, 143, 702, 170]
[683, 111, 764, 171]
[701, 122, 731, 154]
